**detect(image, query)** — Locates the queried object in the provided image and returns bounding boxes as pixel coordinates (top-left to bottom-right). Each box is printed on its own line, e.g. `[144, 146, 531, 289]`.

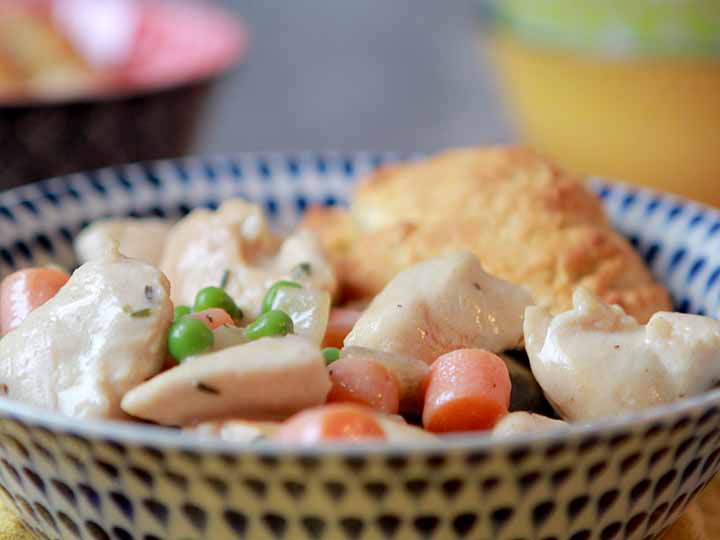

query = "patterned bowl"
[1, 153, 720, 540]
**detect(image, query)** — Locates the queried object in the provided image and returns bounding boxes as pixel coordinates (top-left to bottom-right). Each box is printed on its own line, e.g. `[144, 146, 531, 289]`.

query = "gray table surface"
[194, 0, 514, 155]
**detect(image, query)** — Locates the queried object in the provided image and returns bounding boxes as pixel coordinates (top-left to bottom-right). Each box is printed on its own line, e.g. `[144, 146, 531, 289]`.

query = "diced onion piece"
[270, 287, 330, 345]
[213, 325, 248, 351]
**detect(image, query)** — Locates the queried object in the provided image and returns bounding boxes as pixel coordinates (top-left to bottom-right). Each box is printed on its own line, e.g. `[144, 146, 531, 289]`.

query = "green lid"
[490, 0, 720, 57]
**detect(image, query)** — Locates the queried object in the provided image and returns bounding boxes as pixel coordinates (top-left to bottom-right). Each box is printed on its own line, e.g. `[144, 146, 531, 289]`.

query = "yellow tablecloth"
[0, 480, 716, 540]
[0, 502, 31, 540]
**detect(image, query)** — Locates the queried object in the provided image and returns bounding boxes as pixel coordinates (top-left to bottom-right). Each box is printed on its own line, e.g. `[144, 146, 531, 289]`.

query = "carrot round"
[341, 347, 429, 414]
[187, 308, 234, 330]
[327, 356, 400, 414]
[323, 308, 362, 348]
[423, 349, 511, 433]
[0, 267, 69, 336]
[272, 404, 386, 445]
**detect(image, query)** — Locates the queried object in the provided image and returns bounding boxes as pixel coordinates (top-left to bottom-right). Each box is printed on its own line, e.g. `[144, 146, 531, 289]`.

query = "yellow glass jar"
[484, 1, 720, 206]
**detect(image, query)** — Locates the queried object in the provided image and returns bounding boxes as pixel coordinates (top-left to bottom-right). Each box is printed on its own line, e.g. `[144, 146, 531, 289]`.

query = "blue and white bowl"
[0, 153, 720, 540]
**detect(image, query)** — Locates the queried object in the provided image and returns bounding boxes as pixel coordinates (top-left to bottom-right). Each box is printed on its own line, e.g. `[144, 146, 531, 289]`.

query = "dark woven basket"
[0, 82, 211, 190]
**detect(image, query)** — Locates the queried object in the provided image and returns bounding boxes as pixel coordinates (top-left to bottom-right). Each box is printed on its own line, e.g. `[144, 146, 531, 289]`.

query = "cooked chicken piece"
[525, 288, 720, 421]
[121, 335, 331, 425]
[377, 416, 437, 441]
[492, 412, 568, 438]
[75, 218, 172, 266]
[160, 199, 336, 318]
[273, 229, 336, 292]
[187, 420, 279, 443]
[344, 252, 533, 364]
[0, 248, 172, 419]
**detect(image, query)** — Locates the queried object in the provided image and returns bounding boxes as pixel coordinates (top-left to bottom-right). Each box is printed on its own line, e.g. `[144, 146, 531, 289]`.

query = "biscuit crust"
[303, 147, 671, 322]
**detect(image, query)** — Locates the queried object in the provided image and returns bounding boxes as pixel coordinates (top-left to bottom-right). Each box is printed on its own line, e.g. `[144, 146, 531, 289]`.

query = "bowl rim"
[0, 386, 719, 456]
[1, 151, 719, 455]
[0, 0, 248, 108]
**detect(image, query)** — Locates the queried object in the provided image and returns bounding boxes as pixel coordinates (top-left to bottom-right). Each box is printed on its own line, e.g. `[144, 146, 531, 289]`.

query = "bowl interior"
[1, 151, 720, 448]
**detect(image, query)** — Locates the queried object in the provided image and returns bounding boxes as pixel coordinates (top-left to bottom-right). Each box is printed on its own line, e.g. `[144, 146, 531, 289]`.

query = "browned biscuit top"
[303, 146, 671, 322]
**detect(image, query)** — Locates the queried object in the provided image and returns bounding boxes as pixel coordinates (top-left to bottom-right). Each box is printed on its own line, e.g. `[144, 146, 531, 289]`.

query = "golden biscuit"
[301, 207, 357, 264]
[303, 147, 671, 322]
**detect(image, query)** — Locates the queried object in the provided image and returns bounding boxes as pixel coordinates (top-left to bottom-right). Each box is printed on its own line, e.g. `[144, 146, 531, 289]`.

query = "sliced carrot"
[323, 308, 362, 348]
[339, 347, 428, 414]
[327, 356, 400, 414]
[160, 354, 178, 373]
[272, 404, 386, 445]
[0, 267, 69, 336]
[187, 308, 234, 330]
[423, 349, 511, 433]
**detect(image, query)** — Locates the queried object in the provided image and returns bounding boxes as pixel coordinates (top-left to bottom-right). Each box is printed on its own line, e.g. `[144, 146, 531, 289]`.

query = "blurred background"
[1, 0, 719, 205]
[199, 0, 513, 153]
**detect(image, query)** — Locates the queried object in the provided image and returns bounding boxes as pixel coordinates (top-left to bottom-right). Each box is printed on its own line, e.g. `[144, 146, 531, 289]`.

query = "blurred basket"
[0, 0, 247, 189]
[0, 83, 211, 189]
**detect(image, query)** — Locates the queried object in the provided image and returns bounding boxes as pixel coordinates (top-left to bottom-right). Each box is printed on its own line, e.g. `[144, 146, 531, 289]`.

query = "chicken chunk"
[492, 412, 568, 438]
[0, 249, 172, 419]
[75, 218, 171, 266]
[121, 335, 331, 425]
[160, 199, 336, 318]
[344, 252, 533, 364]
[186, 420, 279, 443]
[525, 288, 720, 421]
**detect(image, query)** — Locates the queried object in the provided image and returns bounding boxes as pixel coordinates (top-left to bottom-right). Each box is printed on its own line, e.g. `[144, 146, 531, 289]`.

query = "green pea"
[322, 347, 341, 365]
[227, 304, 244, 323]
[193, 286, 230, 311]
[245, 310, 294, 341]
[174, 305, 192, 321]
[193, 286, 243, 323]
[261, 280, 302, 313]
[168, 318, 214, 362]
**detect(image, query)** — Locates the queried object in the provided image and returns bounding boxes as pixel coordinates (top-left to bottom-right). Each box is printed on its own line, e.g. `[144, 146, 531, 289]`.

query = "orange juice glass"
[484, 1, 720, 206]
